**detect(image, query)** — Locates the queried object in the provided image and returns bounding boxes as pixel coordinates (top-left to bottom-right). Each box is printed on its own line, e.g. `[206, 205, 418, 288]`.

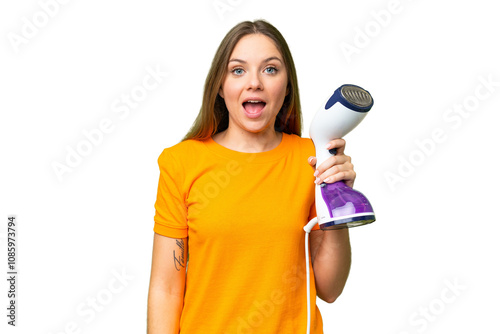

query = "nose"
[246, 71, 263, 91]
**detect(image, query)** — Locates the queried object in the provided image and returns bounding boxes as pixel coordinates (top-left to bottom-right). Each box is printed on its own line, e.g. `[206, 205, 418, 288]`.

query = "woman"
[148, 20, 354, 333]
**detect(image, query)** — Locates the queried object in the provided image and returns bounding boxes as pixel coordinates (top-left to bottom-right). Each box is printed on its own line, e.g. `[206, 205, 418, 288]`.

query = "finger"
[325, 138, 346, 155]
[314, 155, 351, 176]
[325, 170, 356, 185]
[315, 161, 351, 181]
[308, 156, 317, 172]
[316, 168, 356, 186]
[308, 156, 317, 167]
[315, 162, 355, 184]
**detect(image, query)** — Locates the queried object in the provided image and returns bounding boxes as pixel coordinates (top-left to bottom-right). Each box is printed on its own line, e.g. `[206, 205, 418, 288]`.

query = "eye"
[264, 66, 278, 74]
[231, 68, 244, 75]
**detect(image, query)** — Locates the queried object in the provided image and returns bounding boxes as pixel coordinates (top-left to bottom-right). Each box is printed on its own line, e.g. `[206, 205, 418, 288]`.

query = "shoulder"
[158, 139, 208, 165]
[284, 133, 315, 154]
[161, 139, 206, 155]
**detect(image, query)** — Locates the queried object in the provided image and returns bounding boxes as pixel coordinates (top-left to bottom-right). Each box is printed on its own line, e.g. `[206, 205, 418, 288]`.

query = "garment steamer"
[303, 84, 375, 334]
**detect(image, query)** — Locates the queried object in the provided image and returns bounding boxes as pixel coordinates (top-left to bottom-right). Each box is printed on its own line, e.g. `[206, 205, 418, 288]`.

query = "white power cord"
[303, 217, 318, 334]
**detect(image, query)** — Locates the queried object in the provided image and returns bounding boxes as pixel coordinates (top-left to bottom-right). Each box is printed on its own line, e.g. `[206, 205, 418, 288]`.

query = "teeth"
[247, 100, 262, 103]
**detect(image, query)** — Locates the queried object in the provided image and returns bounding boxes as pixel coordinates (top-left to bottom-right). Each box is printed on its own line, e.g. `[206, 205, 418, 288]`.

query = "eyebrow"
[228, 56, 283, 64]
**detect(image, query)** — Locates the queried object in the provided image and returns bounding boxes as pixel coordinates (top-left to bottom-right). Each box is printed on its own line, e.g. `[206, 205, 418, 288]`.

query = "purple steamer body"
[320, 181, 375, 230]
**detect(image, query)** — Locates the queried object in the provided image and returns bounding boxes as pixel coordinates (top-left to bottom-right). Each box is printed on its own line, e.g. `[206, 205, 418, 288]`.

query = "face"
[219, 33, 288, 135]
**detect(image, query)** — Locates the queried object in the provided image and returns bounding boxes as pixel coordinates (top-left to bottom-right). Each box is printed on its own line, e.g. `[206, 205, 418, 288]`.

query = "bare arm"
[307, 138, 356, 303]
[310, 229, 351, 303]
[147, 233, 187, 334]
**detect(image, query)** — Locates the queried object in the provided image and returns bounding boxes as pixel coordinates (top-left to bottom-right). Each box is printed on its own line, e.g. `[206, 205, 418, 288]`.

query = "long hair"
[182, 20, 302, 142]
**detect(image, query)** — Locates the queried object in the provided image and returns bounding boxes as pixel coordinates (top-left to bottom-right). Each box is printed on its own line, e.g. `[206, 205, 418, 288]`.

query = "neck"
[213, 126, 283, 153]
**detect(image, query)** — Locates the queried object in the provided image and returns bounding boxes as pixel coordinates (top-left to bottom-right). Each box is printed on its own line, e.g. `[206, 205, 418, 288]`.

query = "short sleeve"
[153, 149, 188, 238]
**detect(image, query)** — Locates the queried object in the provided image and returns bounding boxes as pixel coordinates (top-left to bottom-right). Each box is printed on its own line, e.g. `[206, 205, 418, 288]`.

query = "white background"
[1, 0, 499, 333]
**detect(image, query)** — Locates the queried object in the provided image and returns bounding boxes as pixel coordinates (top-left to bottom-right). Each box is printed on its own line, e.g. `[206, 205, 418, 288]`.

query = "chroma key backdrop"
[1, 0, 499, 333]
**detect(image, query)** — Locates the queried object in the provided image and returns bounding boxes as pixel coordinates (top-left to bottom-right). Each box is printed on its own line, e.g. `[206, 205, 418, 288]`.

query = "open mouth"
[242, 100, 266, 116]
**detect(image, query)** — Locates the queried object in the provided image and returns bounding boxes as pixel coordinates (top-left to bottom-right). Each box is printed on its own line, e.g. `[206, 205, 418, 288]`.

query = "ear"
[219, 87, 224, 99]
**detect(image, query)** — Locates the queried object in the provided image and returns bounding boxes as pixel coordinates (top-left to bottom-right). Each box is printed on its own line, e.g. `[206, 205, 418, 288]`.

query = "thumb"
[308, 156, 317, 170]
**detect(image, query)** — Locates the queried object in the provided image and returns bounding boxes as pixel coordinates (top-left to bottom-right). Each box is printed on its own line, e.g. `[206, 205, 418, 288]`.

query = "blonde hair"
[182, 20, 302, 141]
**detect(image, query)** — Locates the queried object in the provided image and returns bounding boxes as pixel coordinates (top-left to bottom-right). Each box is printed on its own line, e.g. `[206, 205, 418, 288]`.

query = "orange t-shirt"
[154, 132, 323, 333]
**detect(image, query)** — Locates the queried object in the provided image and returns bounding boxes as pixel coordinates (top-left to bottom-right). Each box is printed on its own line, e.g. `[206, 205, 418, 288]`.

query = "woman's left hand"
[308, 138, 356, 188]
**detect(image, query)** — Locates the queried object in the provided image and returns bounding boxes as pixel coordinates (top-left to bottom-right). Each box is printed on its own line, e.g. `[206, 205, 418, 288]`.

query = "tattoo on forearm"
[173, 239, 185, 271]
